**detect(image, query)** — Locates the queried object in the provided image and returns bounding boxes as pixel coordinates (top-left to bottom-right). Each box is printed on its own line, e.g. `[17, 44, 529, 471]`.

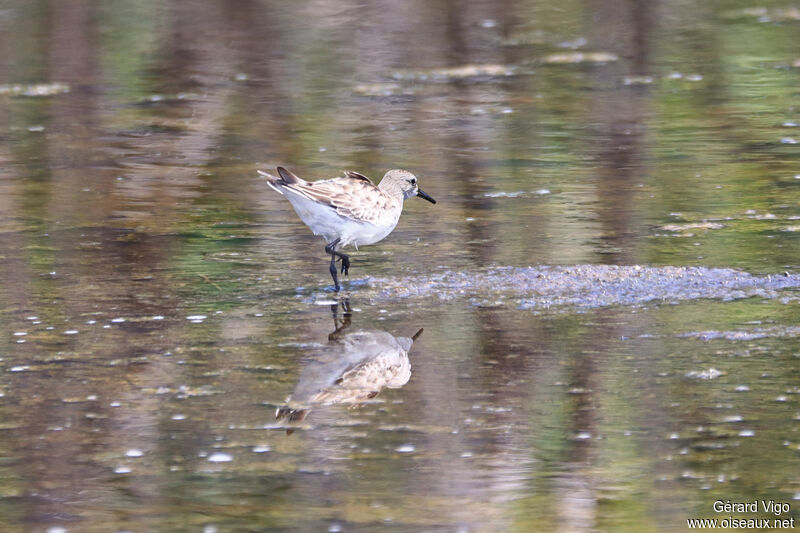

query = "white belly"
[344, 218, 398, 247]
[286, 195, 400, 248]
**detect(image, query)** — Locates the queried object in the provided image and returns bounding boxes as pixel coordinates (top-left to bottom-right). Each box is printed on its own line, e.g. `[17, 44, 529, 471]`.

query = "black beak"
[416, 188, 436, 204]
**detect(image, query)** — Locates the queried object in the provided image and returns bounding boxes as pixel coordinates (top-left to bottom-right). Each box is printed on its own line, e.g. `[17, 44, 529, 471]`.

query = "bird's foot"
[339, 255, 350, 275]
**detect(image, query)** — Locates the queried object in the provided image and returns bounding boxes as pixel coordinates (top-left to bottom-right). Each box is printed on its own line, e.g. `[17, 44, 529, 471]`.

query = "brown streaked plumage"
[275, 324, 424, 425]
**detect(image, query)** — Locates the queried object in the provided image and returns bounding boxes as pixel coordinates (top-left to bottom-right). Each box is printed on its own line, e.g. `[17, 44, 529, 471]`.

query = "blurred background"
[0, 0, 799, 531]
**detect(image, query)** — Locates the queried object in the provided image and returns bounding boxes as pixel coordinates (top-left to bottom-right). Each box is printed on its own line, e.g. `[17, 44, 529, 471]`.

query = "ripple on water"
[680, 326, 800, 341]
[207, 452, 233, 463]
[367, 265, 800, 311]
[686, 368, 724, 380]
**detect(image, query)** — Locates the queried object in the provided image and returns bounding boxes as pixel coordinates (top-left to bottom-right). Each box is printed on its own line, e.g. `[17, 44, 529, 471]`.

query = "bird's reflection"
[276, 298, 423, 426]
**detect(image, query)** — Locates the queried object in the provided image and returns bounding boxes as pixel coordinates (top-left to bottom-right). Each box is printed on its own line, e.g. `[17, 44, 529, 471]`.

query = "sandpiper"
[258, 166, 436, 290]
[275, 300, 423, 424]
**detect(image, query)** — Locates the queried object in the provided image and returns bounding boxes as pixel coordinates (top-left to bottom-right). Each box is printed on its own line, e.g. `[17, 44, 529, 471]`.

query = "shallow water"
[1, 1, 800, 531]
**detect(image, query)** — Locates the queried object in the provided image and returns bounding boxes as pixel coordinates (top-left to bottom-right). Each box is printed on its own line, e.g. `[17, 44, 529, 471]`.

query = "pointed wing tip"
[277, 166, 302, 184]
[260, 166, 304, 186]
[344, 170, 375, 184]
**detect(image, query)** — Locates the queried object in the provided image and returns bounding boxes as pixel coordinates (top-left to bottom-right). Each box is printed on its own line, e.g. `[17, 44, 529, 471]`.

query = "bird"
[275, 300, 423, 425]
[275, 298, 425, 428]
[258, 166, 436, 290]
[274, 328, 422, 424]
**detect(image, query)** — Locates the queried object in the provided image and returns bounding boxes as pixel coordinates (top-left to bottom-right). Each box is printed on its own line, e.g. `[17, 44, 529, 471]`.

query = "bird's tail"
[256, 167, 302, 183]
[275, 406, 310, 423]
[276, 166, 302, 184]
[258, 166, 306, 195]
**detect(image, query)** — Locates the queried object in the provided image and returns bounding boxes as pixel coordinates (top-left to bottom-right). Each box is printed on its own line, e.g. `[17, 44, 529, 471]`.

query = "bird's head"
[382, 170, 436, 203]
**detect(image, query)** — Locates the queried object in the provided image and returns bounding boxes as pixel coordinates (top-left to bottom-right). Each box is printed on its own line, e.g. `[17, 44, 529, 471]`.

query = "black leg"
[340, 298, 352, 316]
[328, 297, 352, 340]
[339, 252, 350, 275]
[329, 254, 339, 290]
[325, 239, 341, 291]
[324, 238, 340, 255]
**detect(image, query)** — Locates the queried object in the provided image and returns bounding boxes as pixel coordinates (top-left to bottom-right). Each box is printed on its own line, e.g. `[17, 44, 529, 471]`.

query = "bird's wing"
[343, 170, 375, 184]
[338, 350, 411, 389]
[292, 176, 394, 223]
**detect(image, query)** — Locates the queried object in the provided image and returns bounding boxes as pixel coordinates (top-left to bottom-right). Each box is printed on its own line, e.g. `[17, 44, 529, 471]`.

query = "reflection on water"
[1, 0, 800, 531]
[276, 300, 421, 427]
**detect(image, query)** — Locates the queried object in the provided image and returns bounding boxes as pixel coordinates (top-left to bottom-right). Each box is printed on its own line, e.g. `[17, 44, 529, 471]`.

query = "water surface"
[1, 1, 800, 531]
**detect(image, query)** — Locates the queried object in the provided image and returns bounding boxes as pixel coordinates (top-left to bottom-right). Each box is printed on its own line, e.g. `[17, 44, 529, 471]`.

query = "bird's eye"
[410, 178, 417, 185]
